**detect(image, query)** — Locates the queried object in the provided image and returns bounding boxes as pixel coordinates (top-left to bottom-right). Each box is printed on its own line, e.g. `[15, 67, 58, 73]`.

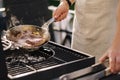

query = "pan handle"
[99, 59, 112, 76]
[100, 59, 112, 76]
[59, 60, 112, 80]
[42, 18, 55, 29]
[105, 67, 112, 76]
[46, 18, 55, 25]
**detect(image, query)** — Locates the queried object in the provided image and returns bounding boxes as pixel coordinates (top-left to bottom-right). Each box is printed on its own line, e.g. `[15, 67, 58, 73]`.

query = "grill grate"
[31, 60, 61, 70]
[4, 41, 95, 80]
[7, 64, 34, 76]
[45, 43, 87, 61]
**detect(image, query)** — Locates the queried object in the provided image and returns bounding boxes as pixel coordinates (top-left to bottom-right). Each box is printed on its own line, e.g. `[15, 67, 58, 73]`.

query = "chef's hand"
[100, 46, 120, 74]
[53, 0, 69, 21]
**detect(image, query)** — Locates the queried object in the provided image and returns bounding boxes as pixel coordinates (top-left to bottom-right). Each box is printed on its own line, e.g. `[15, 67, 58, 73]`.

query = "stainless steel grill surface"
[4, 41, 95, 80]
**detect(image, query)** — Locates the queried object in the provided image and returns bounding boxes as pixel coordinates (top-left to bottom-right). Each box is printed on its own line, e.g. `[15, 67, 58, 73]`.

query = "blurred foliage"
[48, 0, 60, 6]
[48, 0, 74, 10]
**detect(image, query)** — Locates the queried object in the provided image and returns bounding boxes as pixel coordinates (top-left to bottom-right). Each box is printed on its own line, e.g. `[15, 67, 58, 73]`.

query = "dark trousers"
[0, 30, 8, 80]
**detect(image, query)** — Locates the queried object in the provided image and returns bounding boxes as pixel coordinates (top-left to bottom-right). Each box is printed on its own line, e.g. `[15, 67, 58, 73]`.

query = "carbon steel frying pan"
[2, 18, 54, 51]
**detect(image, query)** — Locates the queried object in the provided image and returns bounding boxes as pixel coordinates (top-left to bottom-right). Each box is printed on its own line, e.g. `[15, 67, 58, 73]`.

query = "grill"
[4, 41, 95, 80]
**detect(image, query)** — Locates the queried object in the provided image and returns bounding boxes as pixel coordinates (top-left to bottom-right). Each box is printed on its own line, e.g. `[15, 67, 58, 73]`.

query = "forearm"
[112, 1, 120, 48]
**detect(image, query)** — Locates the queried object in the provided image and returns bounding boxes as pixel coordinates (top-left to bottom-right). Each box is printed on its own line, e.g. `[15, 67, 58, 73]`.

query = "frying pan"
[2, 18, 55, 51]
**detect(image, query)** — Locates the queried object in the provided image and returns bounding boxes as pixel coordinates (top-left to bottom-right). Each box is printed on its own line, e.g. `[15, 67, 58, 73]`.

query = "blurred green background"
[48, 0, 74, 10]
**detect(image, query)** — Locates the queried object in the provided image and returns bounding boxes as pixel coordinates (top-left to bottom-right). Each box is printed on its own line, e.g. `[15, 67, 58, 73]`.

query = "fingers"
[115, 57, 120, 73]
[108, 51, 120, 74]
[53, 8, 68, 21]
[53, 8, 62, 20]
[53, 2, 69, 22]
[56, 12, 68, 21]
[99, 52, 108, 63]
[99, 51, 120, 74]
[104, 51, 120, 74]
[109, 53, 116, 74]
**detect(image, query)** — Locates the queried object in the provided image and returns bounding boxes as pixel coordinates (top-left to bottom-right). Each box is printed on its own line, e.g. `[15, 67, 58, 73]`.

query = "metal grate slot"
[31, 58, 64, 70]
[7, 65, 34, 76]
[44, 43, 87, 61]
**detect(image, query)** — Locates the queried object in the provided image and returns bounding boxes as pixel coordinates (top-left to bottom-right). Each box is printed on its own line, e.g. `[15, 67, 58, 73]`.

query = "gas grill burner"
[5, 47, 55, 66]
